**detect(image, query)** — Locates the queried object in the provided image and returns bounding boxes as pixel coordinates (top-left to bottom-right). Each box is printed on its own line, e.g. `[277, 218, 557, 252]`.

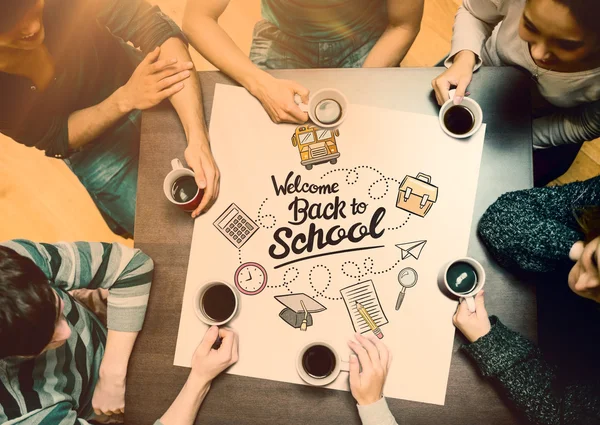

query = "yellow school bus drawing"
[291, 126, 341, 170]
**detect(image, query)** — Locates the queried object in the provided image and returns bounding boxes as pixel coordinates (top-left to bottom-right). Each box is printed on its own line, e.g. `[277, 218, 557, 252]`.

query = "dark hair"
[553, 0, 600, 38]
[576, 206, 600, 242]
[0, 0, 37, 33]
[0, 246, 56, 359]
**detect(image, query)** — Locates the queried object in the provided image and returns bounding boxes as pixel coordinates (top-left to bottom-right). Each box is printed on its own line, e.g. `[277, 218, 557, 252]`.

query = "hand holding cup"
[452, 291, 491, 343]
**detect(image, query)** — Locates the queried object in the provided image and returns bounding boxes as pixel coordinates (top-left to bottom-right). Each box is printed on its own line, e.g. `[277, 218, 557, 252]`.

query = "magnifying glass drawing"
[396, 267, 418, 311]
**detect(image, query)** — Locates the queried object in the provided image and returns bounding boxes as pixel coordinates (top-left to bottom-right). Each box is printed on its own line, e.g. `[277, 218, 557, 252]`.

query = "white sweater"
[445, 0, 600, 147]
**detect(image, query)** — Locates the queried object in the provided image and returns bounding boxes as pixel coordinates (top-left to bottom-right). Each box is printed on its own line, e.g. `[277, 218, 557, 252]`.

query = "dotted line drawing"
[341, 257, 374, 279]
[309, 265, 342, 301]
[386, 214, 411, 231]
[269, 267, 299, 294]
[373, 257, 402, 275]
[320, 168, 349, 179]
[256, 198, 276, 229]
[368, 178, 390, 200]
[238, 249, 242, 265]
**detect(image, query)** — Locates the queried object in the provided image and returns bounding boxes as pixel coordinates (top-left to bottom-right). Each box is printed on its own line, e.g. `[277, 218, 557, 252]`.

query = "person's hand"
[452, 291, 491, 343]
[251, 74, 309, 124]
[431, 50, 476, 106]
[348, 333, 392, 406]
[191, 326, 239, 385]
[568, 236, 600, 303]
[117, 46, 193, 113]
[184, 138, 220, 218]
[92, 372, 126, 416]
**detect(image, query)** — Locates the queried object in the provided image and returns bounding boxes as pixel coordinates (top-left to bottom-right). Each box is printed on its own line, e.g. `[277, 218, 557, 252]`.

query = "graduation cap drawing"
[395, 240, 427, 260]
[274, 293, 327, 331]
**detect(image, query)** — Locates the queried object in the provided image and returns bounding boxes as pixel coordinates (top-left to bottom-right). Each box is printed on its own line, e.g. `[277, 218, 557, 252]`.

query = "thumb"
[199, 326, 220, 354]
[453, 76, 471, 105]
[292, 82, 310, 104]
[144, 46, 161, 64]
[349, 354, 361, 390]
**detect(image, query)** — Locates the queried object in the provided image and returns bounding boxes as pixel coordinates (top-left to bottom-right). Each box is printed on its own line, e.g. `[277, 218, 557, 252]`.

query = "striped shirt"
[0, 240, 153, 424]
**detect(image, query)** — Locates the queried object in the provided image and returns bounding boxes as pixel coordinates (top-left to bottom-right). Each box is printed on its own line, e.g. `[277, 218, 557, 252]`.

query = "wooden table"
[127, 68, 536, 425]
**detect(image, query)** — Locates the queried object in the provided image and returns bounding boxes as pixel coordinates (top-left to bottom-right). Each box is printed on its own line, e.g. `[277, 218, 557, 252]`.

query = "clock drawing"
[234, 262, 268, 295]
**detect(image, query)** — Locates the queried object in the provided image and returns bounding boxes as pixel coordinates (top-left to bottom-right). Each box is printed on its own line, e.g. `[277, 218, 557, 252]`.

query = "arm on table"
[0, 240, 155, 418]
[432, 0, 506, 104]
[156, 327, 239, 425]
[155, 36, 221, 216]
[362, 0, 424, 68]
[533, 99, 600, 148]
[182, 0, 309, 124]
[463, 316, 600, 425]
[477, 176, 600, 272]
[348, 334, 398, 425]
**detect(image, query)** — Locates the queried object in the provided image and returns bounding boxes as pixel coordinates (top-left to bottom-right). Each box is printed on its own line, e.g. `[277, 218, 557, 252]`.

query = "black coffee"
[302, 345, 336, 379]
[202, 284, 236, 322]
[443, 105, 475, 135]
[446, 261, 478, 294]
[171, 176, 198, 203]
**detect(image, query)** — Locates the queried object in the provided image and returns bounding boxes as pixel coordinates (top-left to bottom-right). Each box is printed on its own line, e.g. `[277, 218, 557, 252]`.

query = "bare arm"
[158, 327, 238, 425]
[362, 0, 424, 68]
[152, 36, 221, 216]
[182, 0, 309, 124]
[92, 330, 138, 416]
[67, 46, 191, 150]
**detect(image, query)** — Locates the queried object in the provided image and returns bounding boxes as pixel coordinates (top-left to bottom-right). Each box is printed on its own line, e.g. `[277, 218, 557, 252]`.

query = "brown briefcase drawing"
[396, 172, 438, 217]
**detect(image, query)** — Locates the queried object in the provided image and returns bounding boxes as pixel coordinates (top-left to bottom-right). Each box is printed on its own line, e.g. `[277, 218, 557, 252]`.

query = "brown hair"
[0, 246, 57, 359]
[575, 206, 600, 242]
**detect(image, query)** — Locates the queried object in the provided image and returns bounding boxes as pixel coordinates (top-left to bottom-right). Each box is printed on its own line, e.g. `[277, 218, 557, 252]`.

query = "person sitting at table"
[451, 177, 600, 425]
[0, 239, 154, 423]
[182, 0, 424, 124]
[0, 0, 221, 238]
[431, 0, 600, 186]
[0, 239, 240, 425]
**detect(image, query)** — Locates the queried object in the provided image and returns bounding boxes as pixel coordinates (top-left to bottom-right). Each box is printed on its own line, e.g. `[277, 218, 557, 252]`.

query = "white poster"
[174, 84, 486, 405]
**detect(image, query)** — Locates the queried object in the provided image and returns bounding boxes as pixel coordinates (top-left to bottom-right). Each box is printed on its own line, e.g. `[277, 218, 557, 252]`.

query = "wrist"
[113, 86, 133, 115]
[356, 394, 383, 406]
[454, 50, 476, 68]
[99, 363, 127, 383]
[187, 373, 211, 395]
[243, 70, 273, 98]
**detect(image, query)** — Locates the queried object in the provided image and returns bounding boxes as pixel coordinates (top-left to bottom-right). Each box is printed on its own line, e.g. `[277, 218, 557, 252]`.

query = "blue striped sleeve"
[1, 240, 154, 332]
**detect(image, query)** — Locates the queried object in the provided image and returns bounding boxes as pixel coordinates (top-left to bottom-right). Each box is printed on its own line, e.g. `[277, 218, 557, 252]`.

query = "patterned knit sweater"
[0, 240, 153, 425]
[466, 177, 600, 425]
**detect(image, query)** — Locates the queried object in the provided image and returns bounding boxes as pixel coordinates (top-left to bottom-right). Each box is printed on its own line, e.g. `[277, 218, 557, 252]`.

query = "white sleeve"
[533, 100, 600, 147]
[444, 0, 507, 70]
[357, 398, 399, 425]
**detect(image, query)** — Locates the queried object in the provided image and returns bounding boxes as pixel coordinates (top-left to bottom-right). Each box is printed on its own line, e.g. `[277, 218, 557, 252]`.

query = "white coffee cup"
[439, 89, 483, 139]
[163, 159, 203, 212]
[294, 88, 349, 129]
[439, 257, 486, 313]
[194, 280, 240, 326]
[296, 341, 349, 386]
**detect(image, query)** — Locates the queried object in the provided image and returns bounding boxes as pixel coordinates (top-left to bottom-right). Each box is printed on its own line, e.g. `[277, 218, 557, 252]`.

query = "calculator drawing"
[213, 203, 259, 249]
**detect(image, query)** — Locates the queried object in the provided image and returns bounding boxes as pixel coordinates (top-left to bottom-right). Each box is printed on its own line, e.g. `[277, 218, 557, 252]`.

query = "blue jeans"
[249, 20, 385, 69]
[64, 110, 141, 238]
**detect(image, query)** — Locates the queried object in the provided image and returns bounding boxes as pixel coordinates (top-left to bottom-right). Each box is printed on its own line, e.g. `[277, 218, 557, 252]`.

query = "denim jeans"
[64, 110, 141, 238]
[249, 20, 385, 69]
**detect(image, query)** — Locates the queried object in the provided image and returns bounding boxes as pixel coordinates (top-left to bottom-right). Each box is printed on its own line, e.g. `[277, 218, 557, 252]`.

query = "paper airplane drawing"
[395, 240, 427, 260]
